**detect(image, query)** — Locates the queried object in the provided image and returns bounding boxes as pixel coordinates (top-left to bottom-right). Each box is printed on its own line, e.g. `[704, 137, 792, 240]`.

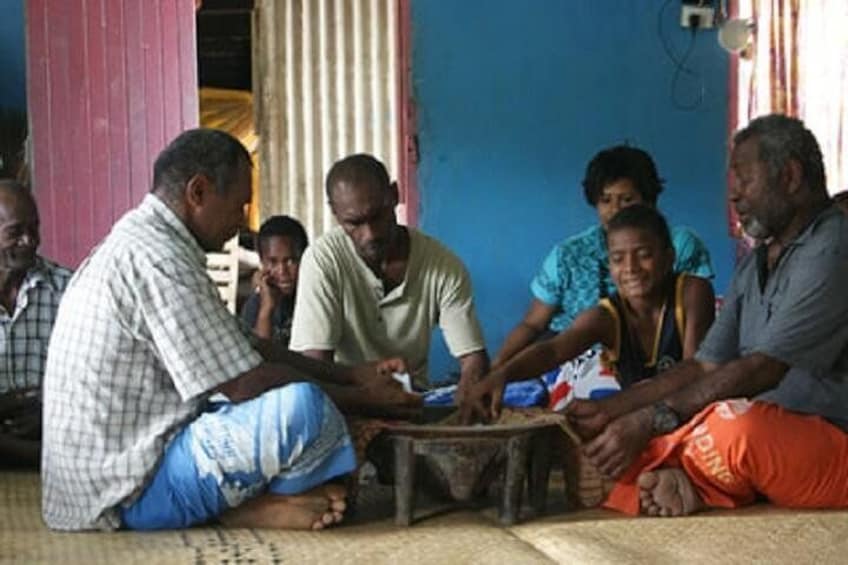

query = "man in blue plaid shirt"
[0, 179, 71, 467]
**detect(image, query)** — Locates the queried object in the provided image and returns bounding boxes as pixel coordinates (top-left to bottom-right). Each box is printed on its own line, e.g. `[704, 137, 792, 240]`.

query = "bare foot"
[637, 468, 704, 517]
[280, 483, 348, 524]
[220, 483, 349, 530]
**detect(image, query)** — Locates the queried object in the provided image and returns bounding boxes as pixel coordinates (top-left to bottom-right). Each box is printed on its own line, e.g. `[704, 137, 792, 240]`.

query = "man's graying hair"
[152, 128, 251, 199]
[734, 114, 826, 195]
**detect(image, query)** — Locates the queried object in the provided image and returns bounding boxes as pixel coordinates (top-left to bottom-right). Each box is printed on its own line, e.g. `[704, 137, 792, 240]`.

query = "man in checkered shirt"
[0, 179, 71, 468]
[41, 129, 419, 532]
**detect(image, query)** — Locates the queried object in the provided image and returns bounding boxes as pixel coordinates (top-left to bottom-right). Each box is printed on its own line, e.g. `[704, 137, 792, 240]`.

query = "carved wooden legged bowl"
[379, 407, 560, 526]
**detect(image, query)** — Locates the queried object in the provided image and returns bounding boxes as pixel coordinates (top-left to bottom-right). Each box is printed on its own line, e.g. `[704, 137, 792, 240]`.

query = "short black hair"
[734, 114, 827, 195]
[606, 204, 673, 250]
[257, 215, 309, 258]
[325, 153, 391, 201]
[582, 145, 665, 207]
[152, 128, 251, 199]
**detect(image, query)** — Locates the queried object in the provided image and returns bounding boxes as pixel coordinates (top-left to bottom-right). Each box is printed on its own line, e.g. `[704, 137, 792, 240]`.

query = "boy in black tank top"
[461, 205, 715, 422]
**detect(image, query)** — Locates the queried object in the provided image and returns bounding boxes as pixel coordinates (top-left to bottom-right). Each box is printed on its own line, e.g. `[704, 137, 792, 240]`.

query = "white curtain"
[796, 0, 848, 196]
[735, 0, 848, 195]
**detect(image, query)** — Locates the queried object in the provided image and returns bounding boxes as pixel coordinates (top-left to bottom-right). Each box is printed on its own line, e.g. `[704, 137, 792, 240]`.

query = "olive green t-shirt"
[290, 227, 485, 388]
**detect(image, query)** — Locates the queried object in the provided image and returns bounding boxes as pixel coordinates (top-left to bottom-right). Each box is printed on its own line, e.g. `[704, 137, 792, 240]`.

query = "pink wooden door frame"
[396, 0, 419, 227]
[26, 0, 199, 268]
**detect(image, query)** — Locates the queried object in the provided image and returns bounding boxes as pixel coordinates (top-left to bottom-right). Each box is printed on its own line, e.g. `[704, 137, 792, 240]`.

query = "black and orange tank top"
[598, 273, 688, 388]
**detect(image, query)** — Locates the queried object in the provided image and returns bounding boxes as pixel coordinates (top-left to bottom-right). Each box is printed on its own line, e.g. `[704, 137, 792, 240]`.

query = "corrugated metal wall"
[26, 0, 198, 268]
[254, 0, 399, 237]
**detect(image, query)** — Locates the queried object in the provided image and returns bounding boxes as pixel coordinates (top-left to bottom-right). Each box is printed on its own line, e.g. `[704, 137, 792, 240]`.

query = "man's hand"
[374, 357, 408, 379]
[2, 410, 41, 439]
[458, 372, 506, 424]
[0, 388, 41, 440]
[359, 379, 422, 420]
[565, 398, 613, 441]
[0, 387, 42, 467]
[347, 357, 408, 386]
[0, 388, 39, 412]
[344, 358, 421, 419]
[581, 406, 652, 479]
[454, 372, 482, 412]
[455, 350, 489, 405]
[358, 364, 422, 419]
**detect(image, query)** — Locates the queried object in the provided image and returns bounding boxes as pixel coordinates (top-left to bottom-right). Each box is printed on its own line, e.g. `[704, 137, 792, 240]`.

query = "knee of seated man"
[270, 381, 329, 435]
[703, 400, 772, 449]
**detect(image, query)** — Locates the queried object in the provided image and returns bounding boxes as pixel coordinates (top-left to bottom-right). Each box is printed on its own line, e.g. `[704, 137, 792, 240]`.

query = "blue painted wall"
[0, 0, 26, 110]
[412, 1, 735, 379]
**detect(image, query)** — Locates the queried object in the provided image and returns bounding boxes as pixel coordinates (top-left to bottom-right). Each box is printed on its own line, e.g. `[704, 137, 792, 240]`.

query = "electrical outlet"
[681, 5, 715, 29]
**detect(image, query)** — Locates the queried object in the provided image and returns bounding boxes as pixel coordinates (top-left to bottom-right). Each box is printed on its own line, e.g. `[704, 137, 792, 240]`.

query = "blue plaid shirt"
[531, 224, 714, 332]
[0, 257, 72, 392]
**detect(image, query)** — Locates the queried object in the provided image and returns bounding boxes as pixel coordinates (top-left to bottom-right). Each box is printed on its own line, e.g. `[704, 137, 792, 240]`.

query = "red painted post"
[396, 0, 418, 227]
[26, 0, 199, 268]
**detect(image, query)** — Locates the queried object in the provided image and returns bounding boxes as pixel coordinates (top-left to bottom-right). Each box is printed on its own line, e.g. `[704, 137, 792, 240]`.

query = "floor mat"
[1, 471, 551, 564]
[510, 505, 848, 564]
[5, 470, 848, 564]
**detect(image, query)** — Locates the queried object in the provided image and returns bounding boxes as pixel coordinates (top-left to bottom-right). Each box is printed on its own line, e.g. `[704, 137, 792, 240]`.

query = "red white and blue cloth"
[423, 348, 620, 410]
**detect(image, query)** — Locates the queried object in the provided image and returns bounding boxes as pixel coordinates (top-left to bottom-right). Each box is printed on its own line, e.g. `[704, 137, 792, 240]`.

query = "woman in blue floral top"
[494, 145, 714, 368]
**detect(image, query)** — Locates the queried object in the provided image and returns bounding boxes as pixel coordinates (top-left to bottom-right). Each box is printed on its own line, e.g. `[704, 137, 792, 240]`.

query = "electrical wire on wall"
[658, 0, 706, 110]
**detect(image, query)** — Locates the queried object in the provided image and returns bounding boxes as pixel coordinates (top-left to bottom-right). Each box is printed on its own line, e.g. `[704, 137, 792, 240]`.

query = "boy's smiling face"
[607, 227, 674, 301]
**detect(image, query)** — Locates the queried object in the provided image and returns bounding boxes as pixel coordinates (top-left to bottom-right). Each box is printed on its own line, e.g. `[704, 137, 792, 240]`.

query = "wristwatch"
[651, 401, 681, 435]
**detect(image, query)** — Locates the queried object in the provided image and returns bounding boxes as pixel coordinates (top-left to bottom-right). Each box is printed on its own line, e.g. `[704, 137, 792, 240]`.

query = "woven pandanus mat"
[8, 460, 845, 564]
[510, 505, 848, 564]
[0, 471, 553, 564]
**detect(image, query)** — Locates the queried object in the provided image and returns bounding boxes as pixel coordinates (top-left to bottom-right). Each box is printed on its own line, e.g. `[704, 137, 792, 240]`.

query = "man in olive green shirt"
[290, 154, 488, 393]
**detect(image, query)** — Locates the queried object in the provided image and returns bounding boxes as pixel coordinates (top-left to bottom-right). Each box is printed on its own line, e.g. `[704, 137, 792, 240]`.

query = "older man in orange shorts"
[566, 114, 848, 516]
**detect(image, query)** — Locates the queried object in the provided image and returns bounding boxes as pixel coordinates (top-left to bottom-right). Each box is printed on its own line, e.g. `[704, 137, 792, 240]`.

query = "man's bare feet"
[220, 483, 349, 530]
[281, 483, 348, 525]
[637, 468, 704, 517]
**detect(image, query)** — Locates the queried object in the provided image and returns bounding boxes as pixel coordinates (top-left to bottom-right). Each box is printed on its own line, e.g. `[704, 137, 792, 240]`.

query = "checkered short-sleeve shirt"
[42, 194, 263, 531]
[0, 257, 71, 393]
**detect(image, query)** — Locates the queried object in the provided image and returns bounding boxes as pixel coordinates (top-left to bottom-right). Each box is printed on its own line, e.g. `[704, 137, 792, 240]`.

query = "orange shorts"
[604, 400, 848, 515]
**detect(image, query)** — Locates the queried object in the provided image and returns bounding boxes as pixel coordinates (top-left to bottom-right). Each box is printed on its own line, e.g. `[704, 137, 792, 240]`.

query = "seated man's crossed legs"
[605, 400, 848, 516]
[122, 382, 357, 530]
